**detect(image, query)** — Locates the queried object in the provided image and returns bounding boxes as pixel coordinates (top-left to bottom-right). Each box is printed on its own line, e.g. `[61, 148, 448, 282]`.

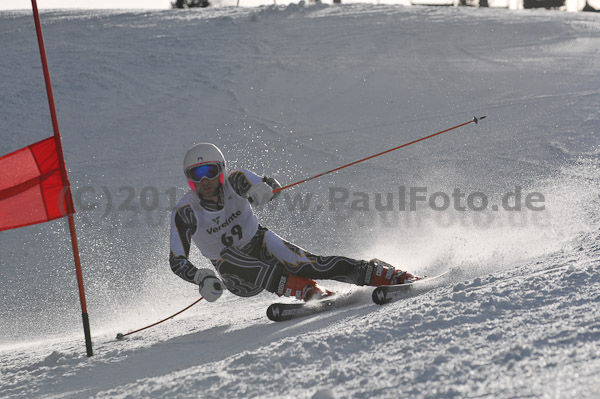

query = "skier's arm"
[169, 204, 199, 284]
[228, 169, 282, 204]
[169, 204, 219, 285]
[169, 203, 224, 302]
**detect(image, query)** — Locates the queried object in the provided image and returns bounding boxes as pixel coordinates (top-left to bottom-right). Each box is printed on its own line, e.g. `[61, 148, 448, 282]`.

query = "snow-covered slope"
[1, 4, 599, 399]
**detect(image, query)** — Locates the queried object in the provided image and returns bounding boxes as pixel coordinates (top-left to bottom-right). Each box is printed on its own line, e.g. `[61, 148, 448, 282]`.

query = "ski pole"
[116, 297, 204, 340]
[273, 116, 486, 194]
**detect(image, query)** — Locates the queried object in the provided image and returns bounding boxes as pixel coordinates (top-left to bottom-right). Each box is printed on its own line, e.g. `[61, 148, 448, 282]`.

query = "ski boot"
[367, 258, 421, 286]
[280, 275, 334, 302]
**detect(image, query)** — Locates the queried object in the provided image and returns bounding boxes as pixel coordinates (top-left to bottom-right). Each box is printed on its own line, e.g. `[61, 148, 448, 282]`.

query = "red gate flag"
[0, 136, 74, 231]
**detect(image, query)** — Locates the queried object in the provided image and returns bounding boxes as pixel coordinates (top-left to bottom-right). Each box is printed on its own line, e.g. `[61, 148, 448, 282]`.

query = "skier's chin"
[197, 186, 219, 200]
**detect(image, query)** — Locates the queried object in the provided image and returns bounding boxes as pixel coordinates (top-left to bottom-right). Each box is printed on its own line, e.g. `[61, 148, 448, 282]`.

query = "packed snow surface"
[1, 4, 599, 399]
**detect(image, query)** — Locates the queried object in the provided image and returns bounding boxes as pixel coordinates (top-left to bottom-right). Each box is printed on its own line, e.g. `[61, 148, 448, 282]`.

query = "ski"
[371, 282, 413, 305]
[266, 290, 364, 322]
[267, 271, 451, 321]
[266, 298, 337, 322]
[371, 271, 450, 305]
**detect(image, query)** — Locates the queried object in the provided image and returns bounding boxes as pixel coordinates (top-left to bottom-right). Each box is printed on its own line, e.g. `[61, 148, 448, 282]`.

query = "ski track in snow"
[1, 3, 599, 399]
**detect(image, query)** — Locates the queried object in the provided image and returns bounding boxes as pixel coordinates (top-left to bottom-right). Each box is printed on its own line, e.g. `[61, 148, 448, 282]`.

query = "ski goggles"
[186, 163, 223, 182]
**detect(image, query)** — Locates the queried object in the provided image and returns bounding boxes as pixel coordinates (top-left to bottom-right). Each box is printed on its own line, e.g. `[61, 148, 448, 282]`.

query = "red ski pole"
[116, 297, 204, 340]
[273, 116, 486, 194]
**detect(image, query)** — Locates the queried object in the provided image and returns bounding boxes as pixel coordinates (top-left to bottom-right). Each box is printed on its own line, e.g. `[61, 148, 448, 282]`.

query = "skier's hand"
[194, 269, 223, 302]
[263, 177, 282, 201]
[248, 181, 275, 205]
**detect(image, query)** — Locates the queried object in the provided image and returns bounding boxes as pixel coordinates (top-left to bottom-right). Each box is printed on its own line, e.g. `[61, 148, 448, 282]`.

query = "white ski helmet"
[183, 143, 226, 185]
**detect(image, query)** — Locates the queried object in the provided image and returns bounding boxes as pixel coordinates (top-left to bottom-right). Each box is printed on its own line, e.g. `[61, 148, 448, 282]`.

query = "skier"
[169, 143, 419, 303]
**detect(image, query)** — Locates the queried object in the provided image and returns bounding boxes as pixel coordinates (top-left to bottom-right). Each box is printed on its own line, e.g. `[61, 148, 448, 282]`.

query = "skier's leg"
[213, 227, 417, 301]
[262, 230, 418, 287]
[212, 227, 314, 298]
[212, 250, 268, 297]
[214, 241, 331, 301]
[213, 231, 283, 297]
[261, 230, 367, 282]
